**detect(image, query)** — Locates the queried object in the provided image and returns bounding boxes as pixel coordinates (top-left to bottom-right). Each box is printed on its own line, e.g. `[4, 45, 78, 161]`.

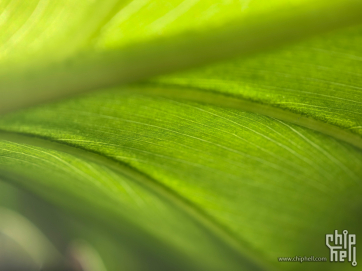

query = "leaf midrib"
[127, 84, 362, 150]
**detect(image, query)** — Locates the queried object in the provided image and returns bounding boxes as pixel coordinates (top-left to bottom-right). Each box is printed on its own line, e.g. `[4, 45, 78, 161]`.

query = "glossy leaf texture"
[1, 1, 362, 271]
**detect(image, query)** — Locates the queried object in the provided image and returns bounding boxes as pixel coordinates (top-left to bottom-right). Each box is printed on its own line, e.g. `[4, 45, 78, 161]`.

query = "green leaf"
[150, 24, 362, 146]
[1, 0, 362, 113]
[1, 1, 362, 271]
[1, 84, 362, 270]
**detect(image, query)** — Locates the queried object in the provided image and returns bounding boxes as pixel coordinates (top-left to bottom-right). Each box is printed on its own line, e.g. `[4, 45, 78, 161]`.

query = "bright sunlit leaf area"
[0, 1, 362, 271]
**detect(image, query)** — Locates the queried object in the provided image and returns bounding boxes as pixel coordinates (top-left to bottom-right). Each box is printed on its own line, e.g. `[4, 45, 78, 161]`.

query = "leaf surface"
[151, 25, 362, 140]
[1, 86, 362, 270]
[1, 0, 362, 113]
[0, 1, 362, 271]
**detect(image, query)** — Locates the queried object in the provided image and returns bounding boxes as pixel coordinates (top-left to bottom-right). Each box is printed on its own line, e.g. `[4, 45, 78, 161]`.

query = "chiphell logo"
[326, 230, 357, 266]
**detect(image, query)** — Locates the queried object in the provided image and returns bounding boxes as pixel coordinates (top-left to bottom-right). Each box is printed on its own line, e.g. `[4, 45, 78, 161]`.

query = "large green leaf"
[1, 0, 362, 113]
[1, 87, 362, 270]
[1, 1, 362, 271]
